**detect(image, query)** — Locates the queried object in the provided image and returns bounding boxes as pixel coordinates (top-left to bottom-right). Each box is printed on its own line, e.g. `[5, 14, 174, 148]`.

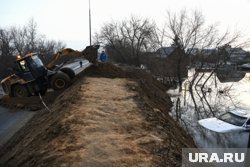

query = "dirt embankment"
[0, 63, 195, 167]
[0, 91, 62, 111]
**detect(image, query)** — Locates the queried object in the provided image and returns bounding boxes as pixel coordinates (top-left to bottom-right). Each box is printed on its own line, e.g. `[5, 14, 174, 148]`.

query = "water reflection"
[168, 70, 250, 148]
[216, 69, 246, 83]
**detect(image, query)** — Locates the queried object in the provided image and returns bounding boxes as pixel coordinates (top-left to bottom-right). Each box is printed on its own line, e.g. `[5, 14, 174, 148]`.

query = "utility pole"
[89, 0, 92, 46]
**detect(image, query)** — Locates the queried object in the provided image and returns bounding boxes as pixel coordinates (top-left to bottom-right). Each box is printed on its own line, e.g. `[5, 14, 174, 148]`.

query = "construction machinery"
[0, 45, 99, 97]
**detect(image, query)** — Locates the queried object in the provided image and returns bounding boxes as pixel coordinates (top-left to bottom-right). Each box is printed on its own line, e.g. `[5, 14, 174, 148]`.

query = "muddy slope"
[0, 64, 195, 167]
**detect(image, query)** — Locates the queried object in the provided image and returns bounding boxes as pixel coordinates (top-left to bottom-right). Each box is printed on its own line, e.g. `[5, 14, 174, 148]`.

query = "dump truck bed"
[61, 59, 91, 75]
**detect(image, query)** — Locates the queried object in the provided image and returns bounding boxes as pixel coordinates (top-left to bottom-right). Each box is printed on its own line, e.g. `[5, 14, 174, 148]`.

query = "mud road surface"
[0, 107, 35, 147]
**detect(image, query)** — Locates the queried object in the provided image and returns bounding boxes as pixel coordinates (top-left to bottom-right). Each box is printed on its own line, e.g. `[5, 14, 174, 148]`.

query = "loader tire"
[13, 85, 29, 97]
[51, 72, 71, 91]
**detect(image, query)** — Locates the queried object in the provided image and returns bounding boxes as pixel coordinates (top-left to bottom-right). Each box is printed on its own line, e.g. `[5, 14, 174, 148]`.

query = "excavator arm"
[46, 45, 100, 69]
[47, 48, 82, 69]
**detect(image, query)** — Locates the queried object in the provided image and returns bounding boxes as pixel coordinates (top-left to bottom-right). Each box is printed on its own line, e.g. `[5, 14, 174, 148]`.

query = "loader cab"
[8, 53, 50, 97]
[16, 54, 47, 81]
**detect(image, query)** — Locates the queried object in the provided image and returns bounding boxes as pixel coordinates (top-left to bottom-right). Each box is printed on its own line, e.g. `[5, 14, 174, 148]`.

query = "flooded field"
[168, 69, 250, 148]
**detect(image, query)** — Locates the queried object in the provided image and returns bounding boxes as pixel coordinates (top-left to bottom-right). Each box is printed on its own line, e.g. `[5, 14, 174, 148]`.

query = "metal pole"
[89, 0, 92, 46]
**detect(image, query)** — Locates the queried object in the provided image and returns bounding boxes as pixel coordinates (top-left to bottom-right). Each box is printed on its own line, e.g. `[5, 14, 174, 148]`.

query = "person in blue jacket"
[100, 51, 108, 63]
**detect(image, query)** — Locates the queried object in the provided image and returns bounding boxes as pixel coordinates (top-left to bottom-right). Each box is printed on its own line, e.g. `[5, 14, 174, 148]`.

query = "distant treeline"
[0, 19, 65, 79]
[94, 11, 248, 87]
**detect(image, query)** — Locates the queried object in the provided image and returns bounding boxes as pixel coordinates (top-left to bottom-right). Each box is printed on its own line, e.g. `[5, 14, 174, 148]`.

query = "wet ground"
[0, 107, 35, 147]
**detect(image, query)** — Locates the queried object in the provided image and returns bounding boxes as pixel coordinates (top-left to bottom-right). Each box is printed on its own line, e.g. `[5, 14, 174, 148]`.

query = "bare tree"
[0, 19, 66, 79]
[38, 39, 66, 64]
[95, 16, 156, 66]
[120, 16, 155, 65]
[155, 9, 242, 90]
[0, 28, 16, 78]
[0, 28, 14, 57]
[10, 26, 27, 55]
[25, 18, 38, 53]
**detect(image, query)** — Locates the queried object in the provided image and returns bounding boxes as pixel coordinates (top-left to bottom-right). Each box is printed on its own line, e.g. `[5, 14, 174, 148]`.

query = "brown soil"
[0, 63, 195, 167]
[0, 91, 63, 111]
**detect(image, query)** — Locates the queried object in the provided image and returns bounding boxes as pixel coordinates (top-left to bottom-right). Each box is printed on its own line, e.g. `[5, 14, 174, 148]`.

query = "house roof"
[156, 47, 176, 57]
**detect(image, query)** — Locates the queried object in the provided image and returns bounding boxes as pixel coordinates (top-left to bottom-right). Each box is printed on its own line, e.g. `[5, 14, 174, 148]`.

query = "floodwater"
[168, 69, 250, 148]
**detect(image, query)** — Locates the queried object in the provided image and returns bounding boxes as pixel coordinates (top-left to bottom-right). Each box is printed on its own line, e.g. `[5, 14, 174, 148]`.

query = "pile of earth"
[0, 63, 195, 167]
[0, 91, 63, 111]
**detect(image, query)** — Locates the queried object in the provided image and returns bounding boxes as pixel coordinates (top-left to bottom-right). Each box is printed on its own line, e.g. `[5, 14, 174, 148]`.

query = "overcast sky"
[1, 0, 250, 50]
